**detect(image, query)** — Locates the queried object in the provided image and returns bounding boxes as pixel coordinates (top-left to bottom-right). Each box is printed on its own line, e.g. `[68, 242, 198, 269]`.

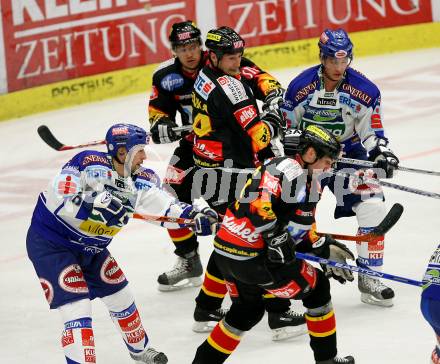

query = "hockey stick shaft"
[334, 170, 440, 200]
[338, 157, 440, 177]
[133, 213, 195, 226]
[37, 124, 192, 151]
[295, 252, 422, 287]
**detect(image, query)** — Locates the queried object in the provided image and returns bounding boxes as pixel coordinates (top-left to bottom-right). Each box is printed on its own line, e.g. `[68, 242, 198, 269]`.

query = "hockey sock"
[58, 299, 95, 364]
[196, 254, 227, 310]
[102, 286, 148, 355]
[193, 320, 243, 364]
[305, 302, 337, 361]
[168, 227, 198, 256]
[354, 198, 387, 271]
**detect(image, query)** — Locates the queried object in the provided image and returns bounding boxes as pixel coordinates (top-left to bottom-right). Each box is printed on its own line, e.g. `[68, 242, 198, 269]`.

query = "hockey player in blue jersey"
[26, 123, 218, 364]
[281, 29, 399, 307]
[421, 244, 440, 364]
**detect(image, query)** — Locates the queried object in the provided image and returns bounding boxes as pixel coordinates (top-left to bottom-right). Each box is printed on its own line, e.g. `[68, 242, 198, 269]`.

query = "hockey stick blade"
[316, 203, 403, 242]
[37, 125, 65, 151]
[372, 202, 404, 236]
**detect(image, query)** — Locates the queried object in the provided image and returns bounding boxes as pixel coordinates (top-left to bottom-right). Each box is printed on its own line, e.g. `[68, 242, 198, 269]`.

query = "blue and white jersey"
[30, 150, 192, 255]
[282, 65, 387, 156]
[422, 244, 440, 300]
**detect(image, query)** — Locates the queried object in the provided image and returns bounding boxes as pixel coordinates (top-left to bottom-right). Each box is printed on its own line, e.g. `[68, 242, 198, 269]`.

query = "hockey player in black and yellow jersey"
[191, 27, 307, 341]
[192, 125, 356, 364]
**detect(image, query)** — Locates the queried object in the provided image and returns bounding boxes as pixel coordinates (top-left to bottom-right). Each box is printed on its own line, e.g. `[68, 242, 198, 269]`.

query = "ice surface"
[1, 48, 439, 363]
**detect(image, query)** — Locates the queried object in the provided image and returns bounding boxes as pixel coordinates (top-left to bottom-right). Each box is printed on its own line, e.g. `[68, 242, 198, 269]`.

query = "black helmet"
[169, 21, 202, 50]
[205, 26, 245, 58]
[283, 125, 341, 160]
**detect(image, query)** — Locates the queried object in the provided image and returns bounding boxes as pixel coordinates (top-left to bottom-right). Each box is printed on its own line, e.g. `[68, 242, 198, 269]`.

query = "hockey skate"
[316, 355, 355, 364]
[130, 347, 168, 364]
[157, 251, 203, 291]
[192, 305, 228, 333]
[268, 309, 307, 341]
[358, 273, 394, 307]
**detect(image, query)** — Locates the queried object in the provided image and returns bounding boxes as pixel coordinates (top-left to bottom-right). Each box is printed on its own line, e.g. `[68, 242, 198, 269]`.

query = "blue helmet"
[105, 123, 149, 157]
[318, 29, 353, 59]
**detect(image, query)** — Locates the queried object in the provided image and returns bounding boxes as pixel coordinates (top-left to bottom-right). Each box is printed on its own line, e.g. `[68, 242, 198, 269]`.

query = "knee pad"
[353, 198, 386, 227]
[101, 285, 134, 312]
[225, 302, 265, 331]
[303, 270, 331, 309]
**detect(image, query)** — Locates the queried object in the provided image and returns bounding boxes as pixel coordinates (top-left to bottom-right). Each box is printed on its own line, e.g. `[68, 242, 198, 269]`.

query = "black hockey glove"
[261, 109, 286, 138]
[262, 224, 296, 265]
[91, 191, 129, 227]
[368, 138, 399, 178]
[150, 117, 180, 144]
[263, 88, 285, 113]
[312, 236, 355, 284]
[189, 207, 219, 236]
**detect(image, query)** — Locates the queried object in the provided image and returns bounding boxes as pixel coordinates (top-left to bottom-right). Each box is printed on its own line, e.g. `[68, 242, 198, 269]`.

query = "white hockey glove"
[189, 207, 219, 236]
[262, 224, 296, 265]
[91, 191, 130, 227]
[369, 138, 399, 178]
[150, 117, 179, 144]
[312, 236, 355, 284]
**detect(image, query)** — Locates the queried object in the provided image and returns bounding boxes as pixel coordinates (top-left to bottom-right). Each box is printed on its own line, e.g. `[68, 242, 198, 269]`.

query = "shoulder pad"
[217, 75, 248, 105]
[154, 58, 177, 74]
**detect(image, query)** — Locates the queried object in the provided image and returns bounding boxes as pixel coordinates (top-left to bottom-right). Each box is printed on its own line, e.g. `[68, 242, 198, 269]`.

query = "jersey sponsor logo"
[161, 73, 184, 91]
[164, 165, 186, 185]
[100, 256, 126, 284]
[317, 97, 337, 106]
[85, 167, 112, 179]
[79, 220, 121, 237]
[59, 264, 89, 294]
[62, 329, 74, 347]
[295, 209, 313, 217]
[193, 139, 223, 161]
[371, 107, 383, 129]
[276, 158, 303, 181]
[150, 85, 158, 100]
[219, 76, 248, 105]
[84, 348, 96, 363]
[220, 215, 260, 244]
[55, 174, 79, 196]
[81, 154, 111, 167]
[266, 280, 302, 299]
[194, 71, 215, 100]
[240, 66, 260, 79]
[233, 105, 257, 128]
[217, 76, 229, 86]
[126, 327, 146, 344]
[117, 308, 142, 333]
[259, 170, 280, 195]
[225, 281, 239, 297]
[369, 252, 384, 260]
[39, 278, 54, 305]
[295, 81, 318, 102]
[341, 83, 372, 105]
[81, 328, 95, 347]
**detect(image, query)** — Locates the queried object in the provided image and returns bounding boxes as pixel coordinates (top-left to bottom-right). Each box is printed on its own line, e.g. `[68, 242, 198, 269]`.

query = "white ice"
[1, 48, 439, 364]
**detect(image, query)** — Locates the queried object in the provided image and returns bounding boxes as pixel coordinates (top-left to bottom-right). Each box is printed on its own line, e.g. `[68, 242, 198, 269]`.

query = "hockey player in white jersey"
[282, 29, 399, 307]
[26, 123, 218, 364]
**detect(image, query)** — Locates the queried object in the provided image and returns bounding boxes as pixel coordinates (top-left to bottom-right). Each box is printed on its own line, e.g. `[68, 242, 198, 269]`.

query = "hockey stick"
[315, 202, 404, 241]
[37, 124, 193, 151]
[295, 252, 422, 287]
[133, 213, 195, 226]
[338, 156, 440, 177]
[333, 169, 440, 200]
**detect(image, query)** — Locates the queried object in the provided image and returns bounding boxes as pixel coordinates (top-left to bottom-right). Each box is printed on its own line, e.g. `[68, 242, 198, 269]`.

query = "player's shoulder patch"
[217, 75, 248, 105]
[341, 68, 379, 106]
[76, 150, 112, 169]
[194, 69, 216, 100]
[286, 65, 320, 104]
[154, 58, 176, 74]
[275, 157, 304, 181]
[136, 168, 161, 188]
